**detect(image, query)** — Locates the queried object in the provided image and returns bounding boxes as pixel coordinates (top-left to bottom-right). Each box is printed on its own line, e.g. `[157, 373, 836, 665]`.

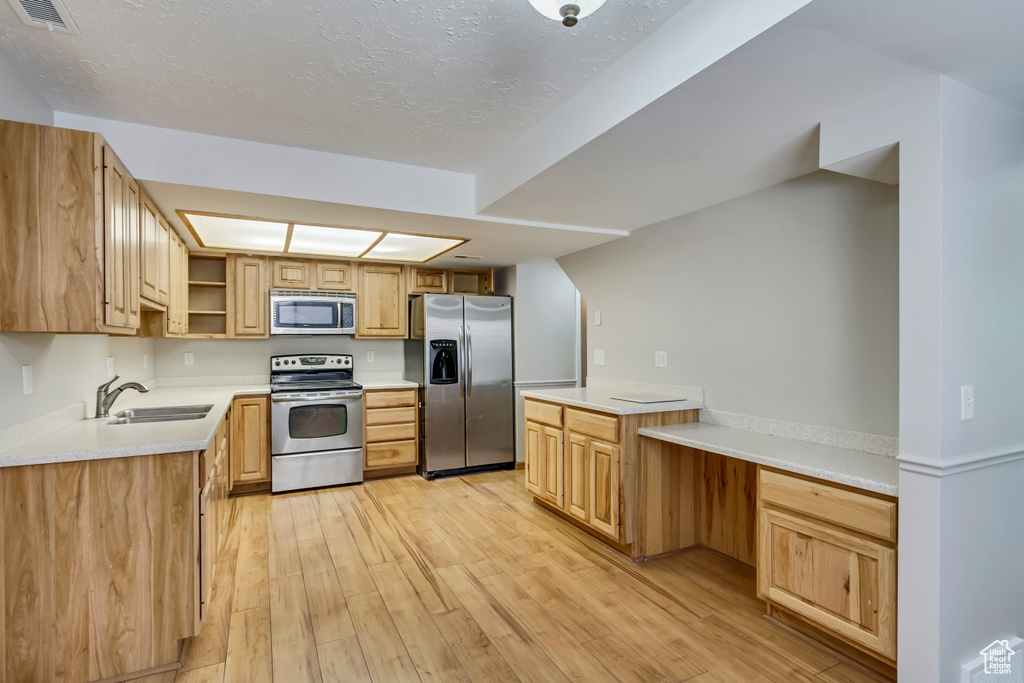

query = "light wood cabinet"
[188, 253, 230, 337]
[524, 421, 545, 498]
[272, 258, 312, 289]
[541, 425, 564, 506]
[167, 228, 188, 336]
[356, 263, 407, 338]
[231, 255, 268, 337]
[588, 439, 620, 540]
[139, 192, 170, 306]
[757, 468, 897, 661]
[0, 121, 147, 333]
[409, 266, 448, 294]
[363, 388, 418, 474]
[199, 412, 231, 624]
[230, 395, 271, 491]
[450, 268, 493, 295]
[104, 144, 141, 329]
[316, 260, 353, 291]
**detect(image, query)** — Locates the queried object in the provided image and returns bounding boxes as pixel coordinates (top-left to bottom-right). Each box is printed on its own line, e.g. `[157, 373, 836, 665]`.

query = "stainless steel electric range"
[270, 354, 363, 492]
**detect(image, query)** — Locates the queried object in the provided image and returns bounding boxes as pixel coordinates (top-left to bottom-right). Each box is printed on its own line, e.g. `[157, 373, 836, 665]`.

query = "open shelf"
[188, 254, 229, 337]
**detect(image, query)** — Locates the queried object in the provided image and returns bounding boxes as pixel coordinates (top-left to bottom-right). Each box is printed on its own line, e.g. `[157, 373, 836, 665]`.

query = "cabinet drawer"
[365, 406, 417, 426]
[525, 399, 562, 428]
[365, 440, 417, 469]
[366, 422, 416, 443]
[759, 469, 897, 542]
[565, 408, 619, 443]
[365, 389, 417, 409]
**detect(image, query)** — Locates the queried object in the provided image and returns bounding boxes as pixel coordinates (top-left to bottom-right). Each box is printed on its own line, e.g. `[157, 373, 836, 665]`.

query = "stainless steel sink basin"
[109, 404, 213, 424]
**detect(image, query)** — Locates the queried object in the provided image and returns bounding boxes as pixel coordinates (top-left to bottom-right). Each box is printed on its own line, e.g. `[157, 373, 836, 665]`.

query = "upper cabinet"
[356, 263, 407, 338]
[315, 260, 353, 291]
[408, 266, 448, 295]
[0, 121, 139, 333]
[232, 255, 268, 337]
[140, 192, 170, 307]
[271, 258, 312, 289]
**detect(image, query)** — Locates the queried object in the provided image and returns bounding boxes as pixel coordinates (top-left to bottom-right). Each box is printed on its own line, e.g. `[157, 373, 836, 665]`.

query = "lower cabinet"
[364, 388, 419, 474]
[199, 411, 231, 625]
[230, 394, 271, 492]
[523, 400, 624, 543]
[757, 468, 898, 662]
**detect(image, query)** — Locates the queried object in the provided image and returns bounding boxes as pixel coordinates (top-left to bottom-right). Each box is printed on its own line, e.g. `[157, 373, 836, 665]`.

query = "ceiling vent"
[6, 0, 80, 34]
[453, 254, 484, 260]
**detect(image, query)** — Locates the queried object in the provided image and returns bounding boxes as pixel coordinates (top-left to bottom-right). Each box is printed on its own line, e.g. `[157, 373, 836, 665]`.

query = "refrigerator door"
[422, 294, 468, 473]
[464, 296, 514, 467]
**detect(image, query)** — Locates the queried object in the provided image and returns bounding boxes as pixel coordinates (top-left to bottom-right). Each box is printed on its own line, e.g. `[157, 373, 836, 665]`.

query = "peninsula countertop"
[520, 386, 704, 415]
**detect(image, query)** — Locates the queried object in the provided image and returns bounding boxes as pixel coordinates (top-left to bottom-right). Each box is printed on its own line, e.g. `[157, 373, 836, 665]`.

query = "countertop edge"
[638, 425, 898, 497]
[520, 389, 704, 416]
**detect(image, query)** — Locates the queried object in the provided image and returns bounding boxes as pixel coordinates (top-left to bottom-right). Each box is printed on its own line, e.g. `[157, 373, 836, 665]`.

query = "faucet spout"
[96, 378, 150, 418]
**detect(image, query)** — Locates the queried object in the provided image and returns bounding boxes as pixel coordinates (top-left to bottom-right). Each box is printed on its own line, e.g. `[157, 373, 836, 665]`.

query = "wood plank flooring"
[159, 470, 889, 683]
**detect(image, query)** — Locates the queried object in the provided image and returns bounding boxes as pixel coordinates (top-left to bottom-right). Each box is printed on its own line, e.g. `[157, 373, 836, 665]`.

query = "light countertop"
[520, 387, 704, 415]
[359, 379, 419, 390]
[0, 385, 271, 468]
[638, 422, 898, 496]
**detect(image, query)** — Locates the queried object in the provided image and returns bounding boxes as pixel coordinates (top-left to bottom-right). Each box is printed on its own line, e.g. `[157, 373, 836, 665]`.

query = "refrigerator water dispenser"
[429, 339, 458, 384]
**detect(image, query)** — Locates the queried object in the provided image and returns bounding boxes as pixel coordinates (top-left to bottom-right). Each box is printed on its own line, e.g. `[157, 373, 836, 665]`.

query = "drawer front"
[366, 422, 416, 443]
[525, 399, 562, 428]
[364, 389, 417, 409]
[365, 406, 417, 426]
[365, 440, 417, 469]
[565, 408, 619, 443]
[758, 507, 896, 659]
[759, 469, 897, 542]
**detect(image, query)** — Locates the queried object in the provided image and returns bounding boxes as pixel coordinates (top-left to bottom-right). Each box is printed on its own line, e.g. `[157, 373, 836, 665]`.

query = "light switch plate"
[594, 348, 605, 366]
[184, 352, 195, 367]
[143, 353, 148, 369]
[961, 385, 974, 421]
[106, 356, 114, 378]
[594, 310, 602, 326]
[655, 351, 668, 368]
[22, 365, 33, 395]
[367, 351, 375, 362]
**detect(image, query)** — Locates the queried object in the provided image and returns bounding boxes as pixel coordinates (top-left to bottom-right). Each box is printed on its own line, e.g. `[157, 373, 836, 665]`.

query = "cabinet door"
[199, 477, 214, 624]
[409, 267, 448, 294]
[566, 433, 588, 521]
[542, 426, 564, 507]
[232, 256, 268, 337]
[231, 396, 270, 486]
[356, 263, 407, 338]
[588, 439, 620, 540]
[524, 420, 544, 497]
[140, 194, 170, 305]
[180, 239, 190, 335]
[758, 507, 896, 659]
[315, 261, 353, 291]
[272, 259, 311, 289]
[167, 230, 182, 335]
[104, 145, 140, 328]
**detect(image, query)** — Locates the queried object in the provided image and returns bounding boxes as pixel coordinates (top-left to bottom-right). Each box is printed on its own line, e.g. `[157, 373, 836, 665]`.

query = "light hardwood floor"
[142, 470, 888, 683]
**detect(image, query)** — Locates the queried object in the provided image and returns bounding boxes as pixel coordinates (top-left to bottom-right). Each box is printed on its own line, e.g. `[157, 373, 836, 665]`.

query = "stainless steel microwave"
[269, 289, 356, 335]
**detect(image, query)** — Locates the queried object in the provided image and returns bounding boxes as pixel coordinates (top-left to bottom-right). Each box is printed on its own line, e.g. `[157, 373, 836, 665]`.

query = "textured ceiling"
[0, 0, 689, 171]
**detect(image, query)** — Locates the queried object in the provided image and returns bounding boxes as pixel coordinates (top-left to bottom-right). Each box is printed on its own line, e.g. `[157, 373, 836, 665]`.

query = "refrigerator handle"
[466, 325, 473, 398]
[458, 325, 465, 399]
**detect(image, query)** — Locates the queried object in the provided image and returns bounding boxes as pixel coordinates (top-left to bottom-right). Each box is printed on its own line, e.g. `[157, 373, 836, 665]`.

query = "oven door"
[271, 390, 363, 455]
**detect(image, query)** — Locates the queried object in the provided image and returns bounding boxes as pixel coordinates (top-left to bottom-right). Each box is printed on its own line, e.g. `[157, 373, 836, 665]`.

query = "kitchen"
[1, 1, 1023, 682]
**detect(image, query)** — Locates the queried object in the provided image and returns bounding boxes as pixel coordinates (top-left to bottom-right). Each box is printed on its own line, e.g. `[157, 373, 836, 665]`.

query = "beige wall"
[558, 170, 899, 437]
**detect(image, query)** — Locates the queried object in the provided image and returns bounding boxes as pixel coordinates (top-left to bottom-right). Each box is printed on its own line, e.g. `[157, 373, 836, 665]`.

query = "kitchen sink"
[109, 404, 213, 424]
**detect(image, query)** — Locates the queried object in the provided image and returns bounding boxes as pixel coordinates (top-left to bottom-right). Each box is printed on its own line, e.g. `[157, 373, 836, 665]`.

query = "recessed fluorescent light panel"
[362, 233, 465, 262]
[182, 213, 289, 252]
[288, 224, 382, 257]
[178, 211, 468, 263]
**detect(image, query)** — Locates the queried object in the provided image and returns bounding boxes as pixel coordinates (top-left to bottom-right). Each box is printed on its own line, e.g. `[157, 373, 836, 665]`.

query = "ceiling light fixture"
[528, 0, 607, 27]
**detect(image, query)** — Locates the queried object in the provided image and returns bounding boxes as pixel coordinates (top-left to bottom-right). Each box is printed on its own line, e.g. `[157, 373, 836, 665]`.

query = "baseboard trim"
[898, 445, 1024, 478]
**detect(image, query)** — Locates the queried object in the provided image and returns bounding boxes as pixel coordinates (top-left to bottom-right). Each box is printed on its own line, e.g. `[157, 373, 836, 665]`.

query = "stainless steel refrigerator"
[405, 294, 514, 479]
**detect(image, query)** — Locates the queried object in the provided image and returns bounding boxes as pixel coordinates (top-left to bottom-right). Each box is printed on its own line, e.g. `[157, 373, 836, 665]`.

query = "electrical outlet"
[367, 351, 375, 362]
[961, 385, 974, 421]
[22, 365, 33, 395]
[106, 357, 114, 378]
[143, 353, 148, 370]
[655, 351, 668, 368]
[594, 348, 605, 366]
[184, 352, 194, 367]
[594, 310, 602, 326]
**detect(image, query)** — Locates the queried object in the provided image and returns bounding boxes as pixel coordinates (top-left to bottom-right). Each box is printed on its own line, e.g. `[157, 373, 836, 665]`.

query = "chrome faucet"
[95, 376, 150, 418]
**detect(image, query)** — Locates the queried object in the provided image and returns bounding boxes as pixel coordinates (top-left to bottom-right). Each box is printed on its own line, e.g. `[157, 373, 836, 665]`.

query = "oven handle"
[271, 392, 363, 402]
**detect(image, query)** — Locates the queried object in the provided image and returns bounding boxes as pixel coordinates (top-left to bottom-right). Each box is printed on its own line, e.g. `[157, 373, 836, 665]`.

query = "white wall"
[152, 336, 405, 381]
[0, 49, 52, 125]
[558, 170, 899, 437]
[496, 259, 581, 461]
